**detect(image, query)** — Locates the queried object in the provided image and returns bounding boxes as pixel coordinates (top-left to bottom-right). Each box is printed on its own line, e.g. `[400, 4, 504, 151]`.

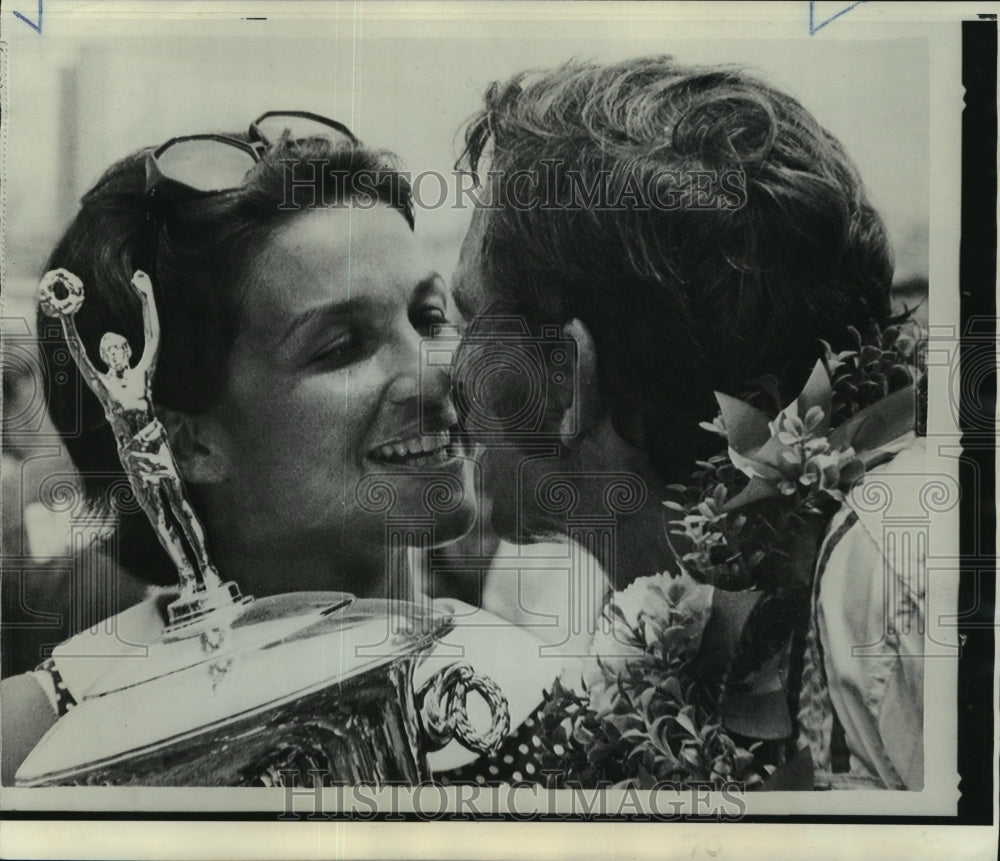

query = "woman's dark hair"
[458, 56, 894, 481]
[39, 131, 414, 583]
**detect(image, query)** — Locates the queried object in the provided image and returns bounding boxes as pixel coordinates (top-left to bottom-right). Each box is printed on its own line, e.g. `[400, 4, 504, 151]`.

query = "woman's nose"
[383, 331, 455, 413]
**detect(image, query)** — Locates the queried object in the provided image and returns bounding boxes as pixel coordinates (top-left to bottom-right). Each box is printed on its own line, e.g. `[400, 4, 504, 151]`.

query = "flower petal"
[715, 392, 772, 456]
[748, 434, 800, 476]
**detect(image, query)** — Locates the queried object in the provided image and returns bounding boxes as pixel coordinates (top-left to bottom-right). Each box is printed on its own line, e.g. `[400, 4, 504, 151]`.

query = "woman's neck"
[194, 505, 398, 601]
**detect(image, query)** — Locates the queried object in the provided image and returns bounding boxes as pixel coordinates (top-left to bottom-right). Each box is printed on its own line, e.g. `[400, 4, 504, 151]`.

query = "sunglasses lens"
[254, 114, 354, 147]
[156, 139, 257, 193]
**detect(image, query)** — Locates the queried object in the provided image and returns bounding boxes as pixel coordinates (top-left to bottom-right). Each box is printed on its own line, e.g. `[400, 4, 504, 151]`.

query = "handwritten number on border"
[13, 0, 43, 35]
[809, 1, 865, 36]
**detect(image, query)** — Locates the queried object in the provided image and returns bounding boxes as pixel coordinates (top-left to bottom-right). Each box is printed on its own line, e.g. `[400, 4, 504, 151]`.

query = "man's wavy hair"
[458, 56, 894, 481]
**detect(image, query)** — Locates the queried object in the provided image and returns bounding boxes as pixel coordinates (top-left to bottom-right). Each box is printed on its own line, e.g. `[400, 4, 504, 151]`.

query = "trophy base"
[165, 581, 251, 632]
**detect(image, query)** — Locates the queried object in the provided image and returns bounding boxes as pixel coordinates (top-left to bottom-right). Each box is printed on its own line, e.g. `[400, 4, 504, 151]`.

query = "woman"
[37, 113, 474, 599]
[1, 112, 550, 783]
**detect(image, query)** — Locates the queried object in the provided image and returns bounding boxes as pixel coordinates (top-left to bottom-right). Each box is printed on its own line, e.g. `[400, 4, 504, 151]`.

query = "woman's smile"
[368, 425, 463, 467]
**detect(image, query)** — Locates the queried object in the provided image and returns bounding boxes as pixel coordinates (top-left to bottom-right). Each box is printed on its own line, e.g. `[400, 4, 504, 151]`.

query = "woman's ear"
[555, 318, 601, 447]
[156, 406, 232, 484]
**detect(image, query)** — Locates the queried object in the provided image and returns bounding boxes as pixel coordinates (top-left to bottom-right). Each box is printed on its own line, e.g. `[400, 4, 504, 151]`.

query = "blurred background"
[1, 10, 929, 668]
[4, 22, 929, 305]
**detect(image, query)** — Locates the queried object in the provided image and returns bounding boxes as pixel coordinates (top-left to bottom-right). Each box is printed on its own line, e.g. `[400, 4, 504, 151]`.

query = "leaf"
[712, 484, 728, 506]
[637, 686, 657, 715]
[886, 365, 914, 389]
[793, 361, 833, 437]
[661, 675, 683, 701]
[860, 344, 883, 365]
[573, 723, 596, 746]
[635, 766, 660, 790]
[838, 458, 865, 486]
[881, 325, 900, 347]
[699, 418, 728, 437]
[681, 747, 703, 769]
[674, 709, 700, 738]
[722, 475, 782, 511]
[829, 385, 915, 451]
[610, 714, 641, 739]
[804, 405, 825, 432]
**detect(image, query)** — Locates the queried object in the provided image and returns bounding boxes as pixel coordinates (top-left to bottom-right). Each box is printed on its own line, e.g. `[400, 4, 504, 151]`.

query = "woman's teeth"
[370, 431, 453, 464]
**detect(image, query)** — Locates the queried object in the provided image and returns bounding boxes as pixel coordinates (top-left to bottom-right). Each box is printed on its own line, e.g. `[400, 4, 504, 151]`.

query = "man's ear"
[553, 318, 601, 448]
[156, 406, 232, 484]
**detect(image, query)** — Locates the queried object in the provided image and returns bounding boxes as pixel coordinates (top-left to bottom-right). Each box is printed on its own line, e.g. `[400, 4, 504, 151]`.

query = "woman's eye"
[310, 334, 359, 367]
[415, 305, 448, 336]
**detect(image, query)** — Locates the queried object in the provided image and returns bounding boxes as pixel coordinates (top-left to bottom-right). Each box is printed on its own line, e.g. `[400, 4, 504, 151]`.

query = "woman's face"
[202, 205, 475, 596]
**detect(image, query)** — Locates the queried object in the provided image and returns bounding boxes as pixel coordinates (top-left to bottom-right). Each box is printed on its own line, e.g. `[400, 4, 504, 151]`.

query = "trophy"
[16, 269, 509, 787]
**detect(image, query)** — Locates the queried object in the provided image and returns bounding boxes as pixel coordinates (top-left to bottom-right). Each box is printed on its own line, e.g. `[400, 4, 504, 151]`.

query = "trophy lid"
[16, 593, 451, 786]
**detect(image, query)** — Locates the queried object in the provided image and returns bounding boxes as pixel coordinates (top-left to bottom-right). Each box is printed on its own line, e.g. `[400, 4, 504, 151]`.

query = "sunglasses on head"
[144, 111, 358, 205]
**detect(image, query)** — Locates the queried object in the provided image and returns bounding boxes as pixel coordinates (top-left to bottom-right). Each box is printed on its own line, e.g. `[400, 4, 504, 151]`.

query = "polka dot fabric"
[36, 658, 78, 717]
[436, 703, 549, 786]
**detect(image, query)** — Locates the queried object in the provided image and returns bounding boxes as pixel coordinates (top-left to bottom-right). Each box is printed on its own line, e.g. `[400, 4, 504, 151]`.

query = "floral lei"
[531, 320, 924, 790]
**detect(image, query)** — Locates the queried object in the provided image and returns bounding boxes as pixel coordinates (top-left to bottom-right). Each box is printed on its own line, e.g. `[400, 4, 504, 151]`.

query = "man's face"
[450, 207, 489, 329]
[452, 209, 570, 543]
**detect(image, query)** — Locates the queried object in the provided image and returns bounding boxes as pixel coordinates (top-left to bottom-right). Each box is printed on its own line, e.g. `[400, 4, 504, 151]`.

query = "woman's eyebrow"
[278, 298, 370, 347]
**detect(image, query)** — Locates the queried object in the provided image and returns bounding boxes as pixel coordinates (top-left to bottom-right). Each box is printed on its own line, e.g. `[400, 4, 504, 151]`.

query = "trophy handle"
[417, 663, 510, 756]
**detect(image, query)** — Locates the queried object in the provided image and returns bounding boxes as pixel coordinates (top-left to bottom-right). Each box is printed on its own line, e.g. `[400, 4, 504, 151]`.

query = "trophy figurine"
[37, 268, 244, 629]
[16, 269, 509, 787]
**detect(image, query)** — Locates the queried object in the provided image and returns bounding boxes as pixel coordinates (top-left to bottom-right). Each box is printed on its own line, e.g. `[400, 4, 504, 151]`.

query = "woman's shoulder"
[482, 538, 609, 649]
[0, 668, 65, 784]
[24, 590, 170, 705]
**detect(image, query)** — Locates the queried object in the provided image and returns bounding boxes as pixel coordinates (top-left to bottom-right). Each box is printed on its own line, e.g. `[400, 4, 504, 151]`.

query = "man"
[452, 56, 893, 577]
[448, 56, 922, 790]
